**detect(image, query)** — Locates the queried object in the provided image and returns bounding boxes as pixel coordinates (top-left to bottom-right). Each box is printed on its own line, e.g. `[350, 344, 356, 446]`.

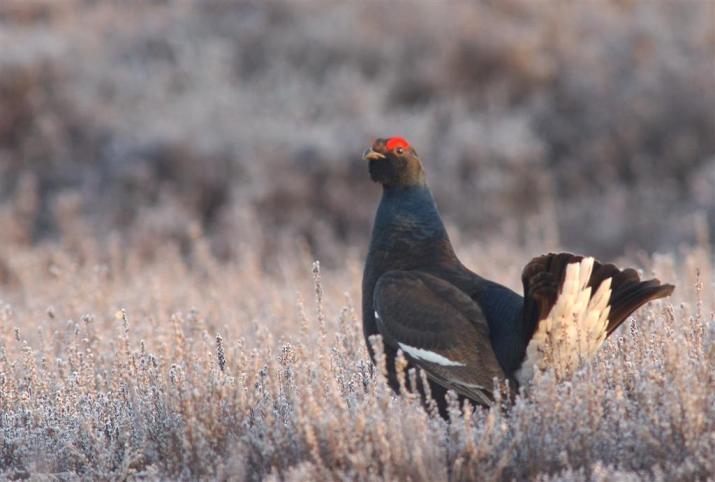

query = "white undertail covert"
[515, 257, 612, 386]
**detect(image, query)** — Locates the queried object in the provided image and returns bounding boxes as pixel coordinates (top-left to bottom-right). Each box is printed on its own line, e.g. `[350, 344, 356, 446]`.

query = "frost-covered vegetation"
[1, 1, 714, 480]
[0, 218, 713, 480]
[1, 0, 713, 264]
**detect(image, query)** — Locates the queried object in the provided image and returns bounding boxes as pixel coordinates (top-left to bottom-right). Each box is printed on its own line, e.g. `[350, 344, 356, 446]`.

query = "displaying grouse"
[362, 136, 674, 414]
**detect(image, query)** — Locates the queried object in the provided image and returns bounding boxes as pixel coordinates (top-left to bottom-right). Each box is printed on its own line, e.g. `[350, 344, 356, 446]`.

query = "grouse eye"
[395, 147, 405, 155]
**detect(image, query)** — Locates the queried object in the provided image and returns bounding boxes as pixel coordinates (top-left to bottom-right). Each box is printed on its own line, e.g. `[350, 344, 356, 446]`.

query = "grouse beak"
[363, 148, 386, 161]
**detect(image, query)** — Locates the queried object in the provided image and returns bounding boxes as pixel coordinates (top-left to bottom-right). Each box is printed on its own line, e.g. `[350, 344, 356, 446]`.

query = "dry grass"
[1, 1, 714, 480]
[1, 0, 713, 264]
[0, 225, 713, 481]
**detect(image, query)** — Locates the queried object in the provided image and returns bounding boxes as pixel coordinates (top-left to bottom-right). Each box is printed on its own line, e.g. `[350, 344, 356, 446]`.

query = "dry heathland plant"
[1, 1, 714, 480]
[1, 0, 714, 264]
[0, 217, 713, 480]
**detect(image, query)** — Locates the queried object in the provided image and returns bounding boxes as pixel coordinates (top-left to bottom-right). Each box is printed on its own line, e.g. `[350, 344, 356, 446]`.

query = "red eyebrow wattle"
[386, 137, 410, 151]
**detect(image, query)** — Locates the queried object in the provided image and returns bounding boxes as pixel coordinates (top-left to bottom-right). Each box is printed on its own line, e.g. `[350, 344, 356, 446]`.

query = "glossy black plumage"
[362, 137, 674, 416]
[374, 270, 507, 406]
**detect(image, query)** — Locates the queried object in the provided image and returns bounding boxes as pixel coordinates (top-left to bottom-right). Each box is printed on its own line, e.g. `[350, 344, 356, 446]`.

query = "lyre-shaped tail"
[516, 253, 674, 385]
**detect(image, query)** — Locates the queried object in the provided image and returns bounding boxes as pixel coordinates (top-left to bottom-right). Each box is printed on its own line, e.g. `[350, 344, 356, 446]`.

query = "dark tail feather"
[605, 276, 674, 336]
[522, 252, 674, 339]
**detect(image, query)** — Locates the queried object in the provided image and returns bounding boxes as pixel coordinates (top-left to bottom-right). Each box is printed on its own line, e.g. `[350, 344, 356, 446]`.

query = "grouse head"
[363, 137, 425, 188]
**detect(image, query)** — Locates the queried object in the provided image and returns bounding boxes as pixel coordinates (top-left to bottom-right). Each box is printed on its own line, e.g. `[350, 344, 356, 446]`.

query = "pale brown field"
[1, 1, 714, 480]
[0, 215, 713, 480]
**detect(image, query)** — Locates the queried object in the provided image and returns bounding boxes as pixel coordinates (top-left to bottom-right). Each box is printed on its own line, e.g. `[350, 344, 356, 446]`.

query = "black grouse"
[362, 136, 674, 415]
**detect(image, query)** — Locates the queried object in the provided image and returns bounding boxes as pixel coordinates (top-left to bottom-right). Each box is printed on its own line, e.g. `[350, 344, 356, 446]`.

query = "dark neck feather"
[362, 183, 464, 347]
[368, 185, 457, 269]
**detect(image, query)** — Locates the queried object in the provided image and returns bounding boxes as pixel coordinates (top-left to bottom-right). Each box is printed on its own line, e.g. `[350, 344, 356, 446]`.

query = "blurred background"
[0, 0, 713, 269]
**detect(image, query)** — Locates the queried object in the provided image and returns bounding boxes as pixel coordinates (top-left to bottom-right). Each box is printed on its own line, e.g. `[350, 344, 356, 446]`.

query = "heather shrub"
[0, 233, 712, 480]
[0, 0, 713, 263]
[1, 2, 714, 480]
